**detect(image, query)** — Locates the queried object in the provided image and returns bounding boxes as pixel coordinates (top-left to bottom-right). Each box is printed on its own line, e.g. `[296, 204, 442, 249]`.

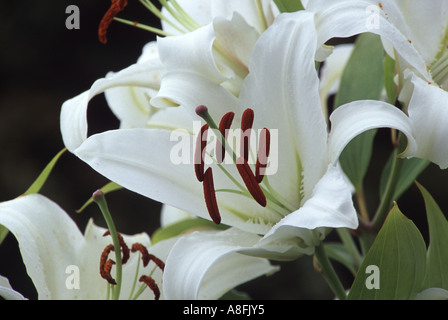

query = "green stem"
[314, 243, 347, 300]
[93, 190, 122, 300]
[337, 228, 363, 269]
[372, 148, 403, 230]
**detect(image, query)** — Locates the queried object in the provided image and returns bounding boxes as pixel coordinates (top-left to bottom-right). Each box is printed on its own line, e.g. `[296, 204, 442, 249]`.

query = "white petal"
[210, 0, 275, 33]
[256, 165, 357, 256]
[74, 128, 207, 220]
[160, 205, 193, 226]
[309, 0, 430, 80]
[405, 74, 448, 169]
[0, 194, 84, 299]
[157, 24, 229, 85]
[328, 100, 417, 164]
[162, 228, 279, 299]
[61, 51, 163, 152]
[240, 11, 329, 202]
[389, 0, 448, 65]
[0, 275, 27, 300]
[415, 288, 448, 300]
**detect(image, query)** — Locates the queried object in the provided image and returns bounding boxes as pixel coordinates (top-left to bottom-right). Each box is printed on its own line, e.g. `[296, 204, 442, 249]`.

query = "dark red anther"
[131, 243, 165, 271]
[139, 275, 161, 300]
[99, 244, 117, 285]
[240, 108, 254, 162]
[236, 157, 267, 207]
[103, 230, 130, 264]
[216, 112, 235, 163]
[98, 0, 128, 44]
[255, 128, 271, 184]
[203, 167, 221, 224]
[194, 124, 209, 182]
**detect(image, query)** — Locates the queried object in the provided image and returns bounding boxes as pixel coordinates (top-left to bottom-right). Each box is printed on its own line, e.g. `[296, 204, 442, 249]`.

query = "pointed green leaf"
[380, 156, 429, 201]
[273, 0, 304, 13]
[334, 33, 384, 191]
[417, 182, 448, 290]
[23, 148, 66, 195]
[348, 205, 426, 299]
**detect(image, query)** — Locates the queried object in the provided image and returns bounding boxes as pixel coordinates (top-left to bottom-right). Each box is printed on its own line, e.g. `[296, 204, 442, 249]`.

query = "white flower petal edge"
[60, 42, 164, 152]
[256, 164, 357, 256]
[308, 0, 429, 80]
[0, 194, 84, 299]
[328, 100, 418, 165]
[404, 73, 448, 169]
[163, 228, 279, 300]
[0, 275, 27, 300]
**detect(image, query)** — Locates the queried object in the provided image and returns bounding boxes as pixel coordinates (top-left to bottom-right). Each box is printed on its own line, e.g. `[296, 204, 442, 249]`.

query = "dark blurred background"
[0, 1, 447, 300]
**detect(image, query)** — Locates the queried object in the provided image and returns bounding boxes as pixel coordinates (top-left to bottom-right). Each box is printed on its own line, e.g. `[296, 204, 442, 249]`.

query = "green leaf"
[379, 155, 429, 201]
[383, 53, 397, 104]
[325, 242, 356, 275]
[417, 182, 448, 290]
[0, 225, 8, 246]
[76, 181, 122, 213]
[334, 33, 385, 191]
[151, 217, 228, 244]
[23, 148, 66, 195]
[348, 204, 427, 299]
[273, 0, 304, 13]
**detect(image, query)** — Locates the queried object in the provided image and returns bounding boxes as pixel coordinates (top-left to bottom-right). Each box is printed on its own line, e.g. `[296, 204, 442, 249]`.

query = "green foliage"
[348, 204, 427, 299]
[348, 184, 448, 299]
[273, 0, 304, 13]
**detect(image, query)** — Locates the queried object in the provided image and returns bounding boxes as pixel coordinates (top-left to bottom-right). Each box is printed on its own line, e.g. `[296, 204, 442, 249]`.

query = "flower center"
[100, 231, 165, 300]
[194, 105, 296, 226]
[430, 49, 448, 90]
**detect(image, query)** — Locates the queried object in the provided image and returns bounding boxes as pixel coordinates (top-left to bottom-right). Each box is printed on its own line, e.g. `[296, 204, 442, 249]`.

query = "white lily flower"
[0, 194, 275, 300]
[0, 193, 168, 299]
[61, 11, 422, 262]
[62, 0, 278, 150]
[307, 0, 448, 168]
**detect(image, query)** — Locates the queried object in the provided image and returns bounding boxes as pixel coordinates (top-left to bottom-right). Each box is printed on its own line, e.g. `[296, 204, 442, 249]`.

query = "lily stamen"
[236, 157, 267, 207]
[139, 275, 161, 300]
[131, 243, 166, 271]
[98, 0, 128, 44]
[194, 124, 209, 182]
[240, 108, 255, 162]
[203, 167, 222, 224]
[216, 112, 235, 163]
[100, 244, 117, 285]
[255, 128, 271, 183]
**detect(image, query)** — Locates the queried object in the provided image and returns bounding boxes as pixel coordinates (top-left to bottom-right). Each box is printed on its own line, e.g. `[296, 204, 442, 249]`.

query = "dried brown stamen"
[255, 128, 271, 184]
[131, 243, 165, 271]
[236, 157, 267, 207]
[100, 244, 117, 285]
[216, 111, 235, 163]
[98, 0, 128, 44]
[139, 275, 160, 300]
[240, 108, 254, 162]
[103, 230, 130, 264]
[203, 167, 221, 224]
